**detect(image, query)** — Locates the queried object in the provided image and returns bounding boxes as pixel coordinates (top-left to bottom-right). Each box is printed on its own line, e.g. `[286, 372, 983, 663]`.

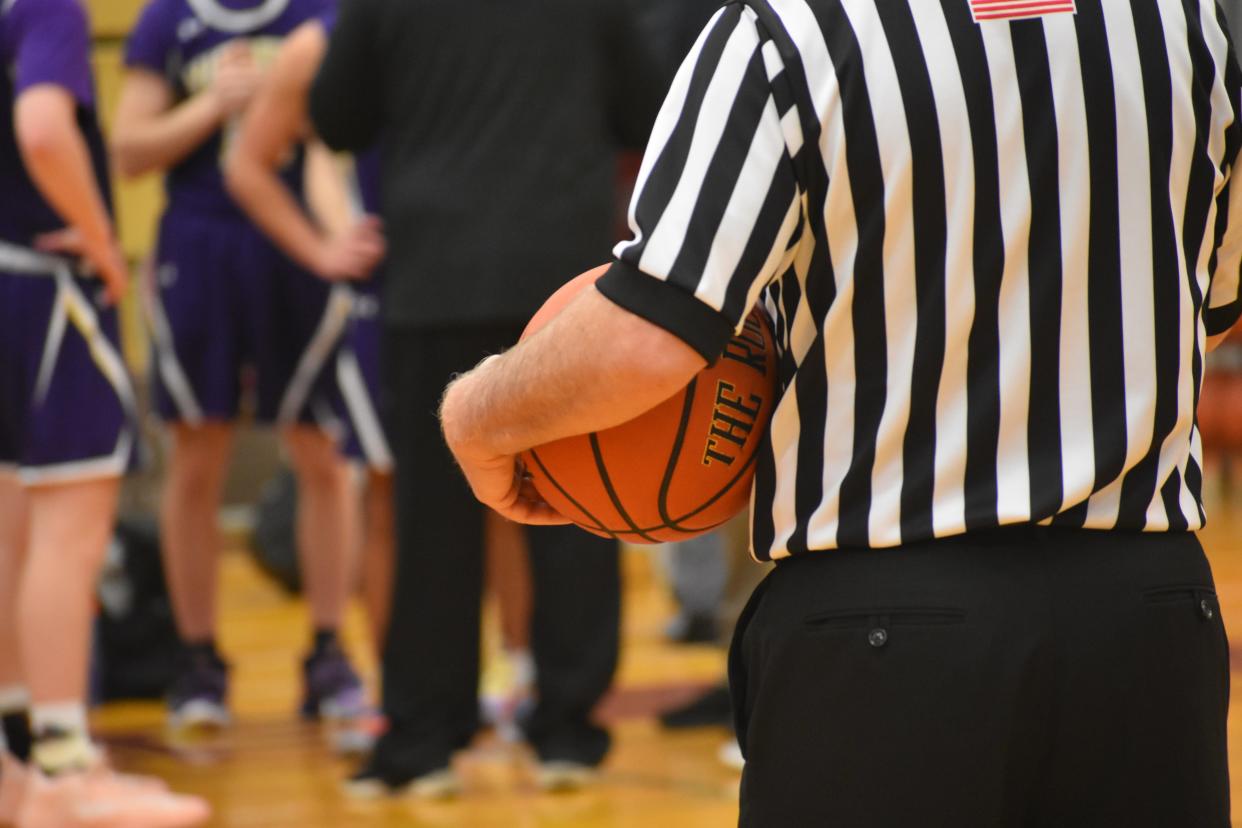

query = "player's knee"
[284, 431, 347, 493]
[168, 434, 231, 498]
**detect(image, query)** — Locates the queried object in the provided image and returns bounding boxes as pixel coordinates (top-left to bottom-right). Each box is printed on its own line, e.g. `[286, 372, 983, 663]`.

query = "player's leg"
[260, 257, 367, 721]
[283, 423, 356, 634]
[281, 423, 365, 721]
[481, 512, 534, 738]
[0, 474, 30, 825]
[0, 475, 30, 764]
[16, 477, 210, 828]
[161, 424, 233, 643]
[146, 213, 247, 732]
[2, 254, 208, 824]
[487, 512, 532, 658]
[0, 276, 32, 774]
[19, 478, 118, 774]
[360, 470, 393, 655]
[333, 295, 393, 657]
[160, 423, 234, 730]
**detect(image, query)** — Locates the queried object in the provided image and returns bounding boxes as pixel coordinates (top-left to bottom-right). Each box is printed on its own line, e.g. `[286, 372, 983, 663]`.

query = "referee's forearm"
[440, 286, 705, 460]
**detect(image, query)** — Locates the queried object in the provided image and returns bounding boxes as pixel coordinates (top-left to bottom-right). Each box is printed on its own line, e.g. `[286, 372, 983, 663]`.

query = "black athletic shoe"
[659, 684, 734, 730]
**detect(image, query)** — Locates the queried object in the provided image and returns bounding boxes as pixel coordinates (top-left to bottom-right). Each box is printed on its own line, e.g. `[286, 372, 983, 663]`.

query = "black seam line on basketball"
[596, 431, 765, 533]
[658, 377, 700, 531]
[589, 434, 663, 544]
[527, 449, 620, 540]
[661, 442, 763, 529]
[654, 311, 777, 530]
[530, 446, 738, 537]
[606, 515, 737, 542]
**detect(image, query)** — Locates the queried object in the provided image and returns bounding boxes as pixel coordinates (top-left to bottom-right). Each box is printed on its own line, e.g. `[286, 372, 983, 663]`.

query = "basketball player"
[111, 0, 365, 733]
[443, 0, 1242, 823]
[222, 9, 392, 649]
[0, 0, 209, 824]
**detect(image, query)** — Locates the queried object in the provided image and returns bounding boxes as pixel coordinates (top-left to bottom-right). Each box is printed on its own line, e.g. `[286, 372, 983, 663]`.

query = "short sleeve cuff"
[596, 259, 736, 362]
[1206, 299, 1241, 337]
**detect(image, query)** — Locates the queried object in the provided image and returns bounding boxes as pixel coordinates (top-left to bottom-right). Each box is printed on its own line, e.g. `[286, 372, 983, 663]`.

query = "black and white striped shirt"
[596, 0, 1242, 560]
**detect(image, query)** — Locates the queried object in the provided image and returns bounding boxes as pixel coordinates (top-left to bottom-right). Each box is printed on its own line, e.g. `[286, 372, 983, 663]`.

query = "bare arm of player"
[111, 43, 259, 178]
[14, 84, 126, 302]
[225, 22, 384, 281]
[440, 283, 706, 524]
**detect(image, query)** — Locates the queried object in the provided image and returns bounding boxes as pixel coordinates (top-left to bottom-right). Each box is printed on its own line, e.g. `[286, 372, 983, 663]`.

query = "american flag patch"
[970, 0, 1077, 22]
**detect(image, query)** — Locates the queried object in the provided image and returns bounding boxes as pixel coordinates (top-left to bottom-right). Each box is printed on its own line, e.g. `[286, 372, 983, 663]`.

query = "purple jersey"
[0, 0, 111, 245]
[125, 0, 330, 216]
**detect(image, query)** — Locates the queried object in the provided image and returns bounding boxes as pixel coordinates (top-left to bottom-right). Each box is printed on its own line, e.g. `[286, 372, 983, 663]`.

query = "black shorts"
[729, 526, 1230, 828]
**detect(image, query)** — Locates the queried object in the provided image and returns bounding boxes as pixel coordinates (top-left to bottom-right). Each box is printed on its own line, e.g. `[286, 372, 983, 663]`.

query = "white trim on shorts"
[336, 346, 394, 473]
[142, 266, 206, 425]
[277, 283, 355, 425]
[0, 243, 138, 486]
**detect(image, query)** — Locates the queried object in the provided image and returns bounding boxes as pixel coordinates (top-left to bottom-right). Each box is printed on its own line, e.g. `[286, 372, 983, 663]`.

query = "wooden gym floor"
[95, 489, 1242, 827]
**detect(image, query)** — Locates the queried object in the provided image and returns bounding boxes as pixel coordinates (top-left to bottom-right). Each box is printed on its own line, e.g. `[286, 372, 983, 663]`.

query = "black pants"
[375, 324, 620, 776]
[730, 527, 1230, 827]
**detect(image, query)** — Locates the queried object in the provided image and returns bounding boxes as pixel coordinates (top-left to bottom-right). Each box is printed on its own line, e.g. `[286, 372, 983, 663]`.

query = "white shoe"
[536, 761, 596, 793]
[166, 700, 230, 733]
[342, 767, 461, 801]
[718, 739, 744, 772]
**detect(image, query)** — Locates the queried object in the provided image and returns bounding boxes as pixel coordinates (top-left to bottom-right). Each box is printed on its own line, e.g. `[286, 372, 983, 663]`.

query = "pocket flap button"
[1200, 599, 1215, 621]
[868, 628, 888, 648]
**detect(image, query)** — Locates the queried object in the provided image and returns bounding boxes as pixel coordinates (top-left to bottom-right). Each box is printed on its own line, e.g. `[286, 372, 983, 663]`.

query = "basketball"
[519, 267, 778, 543]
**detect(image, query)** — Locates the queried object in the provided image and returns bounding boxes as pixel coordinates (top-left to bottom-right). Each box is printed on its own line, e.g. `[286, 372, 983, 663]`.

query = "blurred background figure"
[0, 0, 208, 824]
[658, 516, 768, 771]
[220, 2, 391, 672]
[308, 0, 666, 797]
[110, 0, 368, 739]
[1202, 0, 1242, 505]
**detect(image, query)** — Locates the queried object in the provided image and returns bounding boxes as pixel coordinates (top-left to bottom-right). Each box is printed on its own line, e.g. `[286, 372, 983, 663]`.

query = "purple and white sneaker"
[167, 650, 230, 732]
[300, 644, 366, 723]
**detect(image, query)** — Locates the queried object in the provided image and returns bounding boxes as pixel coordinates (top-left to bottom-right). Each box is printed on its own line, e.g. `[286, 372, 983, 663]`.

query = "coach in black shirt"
[310, 0, 665, 794]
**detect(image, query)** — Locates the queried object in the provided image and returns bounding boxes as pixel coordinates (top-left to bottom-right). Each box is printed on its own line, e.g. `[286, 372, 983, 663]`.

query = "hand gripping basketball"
[520, 269, 778, 543]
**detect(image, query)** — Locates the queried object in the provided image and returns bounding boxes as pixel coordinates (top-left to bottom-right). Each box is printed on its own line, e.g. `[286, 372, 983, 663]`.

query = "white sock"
[31, 702, 88, 737]
[507, 649, 535, 690]
[0, 686, 29, 716]
[31, 702, 92, 774]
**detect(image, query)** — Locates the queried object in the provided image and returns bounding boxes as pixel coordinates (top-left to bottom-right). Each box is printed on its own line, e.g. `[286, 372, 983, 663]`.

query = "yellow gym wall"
[89, 0, 161, 261]
[87, 0, 160, 371]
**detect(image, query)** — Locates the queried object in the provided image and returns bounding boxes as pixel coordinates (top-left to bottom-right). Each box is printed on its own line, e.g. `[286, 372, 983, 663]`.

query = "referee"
[443, 0, 1242, 823]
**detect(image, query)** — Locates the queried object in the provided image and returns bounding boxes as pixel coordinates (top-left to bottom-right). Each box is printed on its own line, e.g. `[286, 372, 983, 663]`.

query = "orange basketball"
[520, 266, 778, 544]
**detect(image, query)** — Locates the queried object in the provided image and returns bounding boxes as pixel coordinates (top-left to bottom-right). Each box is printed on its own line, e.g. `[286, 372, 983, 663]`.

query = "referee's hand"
[441, 368, 570, 526]
[454, 448, 568, 527]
